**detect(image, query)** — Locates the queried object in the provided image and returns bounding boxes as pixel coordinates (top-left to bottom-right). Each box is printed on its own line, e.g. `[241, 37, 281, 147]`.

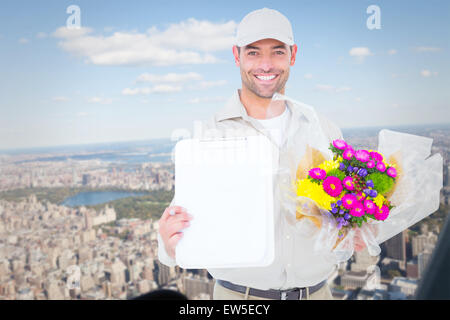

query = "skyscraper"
[384, 231, 406, 267]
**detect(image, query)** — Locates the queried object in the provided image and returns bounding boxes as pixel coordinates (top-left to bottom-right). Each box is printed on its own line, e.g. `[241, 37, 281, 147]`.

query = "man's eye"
[276, 51, 285, 55]
[248, 51, 257, 56]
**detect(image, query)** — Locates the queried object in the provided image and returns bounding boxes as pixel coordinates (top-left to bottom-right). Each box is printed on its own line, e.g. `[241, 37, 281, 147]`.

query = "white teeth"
[256, 75, 276, 81]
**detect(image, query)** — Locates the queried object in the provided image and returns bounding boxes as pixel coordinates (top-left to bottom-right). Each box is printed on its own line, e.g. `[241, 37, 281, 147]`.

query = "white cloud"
[195, 80, 228, 89]
[335, 86, 352, 93]
[122, 85, 182, 95]
[316, 84, 352, 93]
[77, 112, 89, 117]
[87, 97, 113, 104]
[349, 47, 372, 62]
[420, 70, 438, 77]
[414, 46, 442, 53]
[304, 73, 313, 79]
[18, 38, 29, 44]
[36, 32, 48, 39]
[136, 72, 202, 83]
[52, 18, 237, 66]
[388, 49, 397, 55]
[188, 96, 226, 104]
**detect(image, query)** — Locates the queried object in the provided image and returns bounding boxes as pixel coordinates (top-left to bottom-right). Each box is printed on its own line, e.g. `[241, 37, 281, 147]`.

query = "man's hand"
[354, 229, 366, 252]
[354, 224, 379, 252]
[158, 206, 193, 259]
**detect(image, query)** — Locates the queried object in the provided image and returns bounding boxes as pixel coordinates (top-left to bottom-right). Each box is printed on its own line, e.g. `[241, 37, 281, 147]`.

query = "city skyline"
[0, 0, 449, 150]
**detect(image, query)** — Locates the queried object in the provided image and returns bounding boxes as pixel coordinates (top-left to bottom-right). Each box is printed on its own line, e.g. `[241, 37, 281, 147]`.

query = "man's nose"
[258, 55, 275, 72]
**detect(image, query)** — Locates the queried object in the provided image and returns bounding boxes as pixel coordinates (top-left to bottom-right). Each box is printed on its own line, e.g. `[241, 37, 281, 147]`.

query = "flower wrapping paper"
[272, 93, 443, 264]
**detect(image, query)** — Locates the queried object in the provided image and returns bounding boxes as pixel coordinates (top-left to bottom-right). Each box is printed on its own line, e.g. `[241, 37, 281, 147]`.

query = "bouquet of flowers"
[271, 93, 443, 263]
[296, 139, 397, 246]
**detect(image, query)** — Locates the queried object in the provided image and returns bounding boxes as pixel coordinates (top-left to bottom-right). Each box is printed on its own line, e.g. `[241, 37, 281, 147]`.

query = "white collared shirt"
[251, 103, 290, 148]
[157, 89, 344, 290]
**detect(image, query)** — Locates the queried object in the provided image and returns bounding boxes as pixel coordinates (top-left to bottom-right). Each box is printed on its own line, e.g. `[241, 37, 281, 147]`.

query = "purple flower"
[353, 166, 359, 173]
[370, 189, 378, 198]
[366, 180, 374, 188]
[337, 200, 343, 206]
[355, 150, 370, 162]
[331, 207, 338, 214]
[347, 165, 354, 173]
[333, 139, 348, 150]
[344, 213, 351, 220]
[339, 163, 346, 171]
[357, 168, 368, 177]
[387, 167, 397, 178]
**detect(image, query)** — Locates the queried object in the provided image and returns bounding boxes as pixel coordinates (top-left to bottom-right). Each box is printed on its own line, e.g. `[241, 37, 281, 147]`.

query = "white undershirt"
[252, 105, 290, 148]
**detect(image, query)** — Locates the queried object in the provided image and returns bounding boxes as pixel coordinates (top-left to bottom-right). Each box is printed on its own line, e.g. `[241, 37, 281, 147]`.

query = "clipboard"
[173, 135, 276, 269]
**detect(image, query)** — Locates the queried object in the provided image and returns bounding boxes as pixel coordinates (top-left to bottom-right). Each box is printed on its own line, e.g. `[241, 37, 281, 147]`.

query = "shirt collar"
[215, 89, 308, 125]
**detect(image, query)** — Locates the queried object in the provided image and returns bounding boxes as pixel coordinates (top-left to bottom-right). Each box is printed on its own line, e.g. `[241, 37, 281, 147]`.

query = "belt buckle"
[280, 288, 300, 300]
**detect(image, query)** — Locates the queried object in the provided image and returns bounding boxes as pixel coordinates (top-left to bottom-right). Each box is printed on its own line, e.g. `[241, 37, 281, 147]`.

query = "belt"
[217, 279, 327, 300]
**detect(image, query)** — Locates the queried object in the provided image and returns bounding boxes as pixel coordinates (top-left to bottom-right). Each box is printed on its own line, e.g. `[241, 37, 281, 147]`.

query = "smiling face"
[233, 38, 297, 99]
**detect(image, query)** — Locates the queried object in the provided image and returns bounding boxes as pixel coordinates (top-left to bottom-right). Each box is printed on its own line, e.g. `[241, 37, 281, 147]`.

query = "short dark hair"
[236, 44, 293, 55]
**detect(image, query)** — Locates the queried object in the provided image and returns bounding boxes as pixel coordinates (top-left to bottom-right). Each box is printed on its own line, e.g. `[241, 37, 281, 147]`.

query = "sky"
[0, 0, 449, 150]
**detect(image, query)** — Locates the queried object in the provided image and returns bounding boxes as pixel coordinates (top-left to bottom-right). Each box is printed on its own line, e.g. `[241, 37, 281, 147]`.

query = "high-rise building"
[418, 251, 433, 279]
[412, 233, 437, 257]
[384, 231, 406, 267]
[183, 275, 215, 300]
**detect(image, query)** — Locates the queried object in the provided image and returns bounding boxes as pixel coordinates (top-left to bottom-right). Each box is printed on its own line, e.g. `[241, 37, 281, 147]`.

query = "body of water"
[61, 191, 146, 207]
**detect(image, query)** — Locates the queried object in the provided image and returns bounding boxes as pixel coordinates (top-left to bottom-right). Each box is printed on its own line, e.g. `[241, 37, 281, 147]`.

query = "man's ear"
[232, 45, 240, 67]
[290, 44, 298, 66]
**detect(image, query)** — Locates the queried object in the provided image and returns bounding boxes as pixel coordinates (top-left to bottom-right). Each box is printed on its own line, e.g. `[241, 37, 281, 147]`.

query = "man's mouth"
[254, 74, 278, 82]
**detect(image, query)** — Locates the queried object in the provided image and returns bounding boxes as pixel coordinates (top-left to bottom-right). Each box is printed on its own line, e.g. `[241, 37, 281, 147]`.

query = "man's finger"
[161, 206, 187, 221]
[167, 220, 191, 237]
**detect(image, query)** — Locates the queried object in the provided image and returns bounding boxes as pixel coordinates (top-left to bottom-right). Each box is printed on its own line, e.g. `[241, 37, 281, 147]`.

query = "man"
[157, 8, 367, 300]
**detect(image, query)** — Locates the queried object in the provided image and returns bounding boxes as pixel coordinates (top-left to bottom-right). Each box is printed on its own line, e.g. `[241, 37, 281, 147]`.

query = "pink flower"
[349, 201, 365, 217]
[370, 151, 383, 162]
[322, 176, 343, 197]
[342, 148, 355, 161]
[356, 191, 366, 202]
[333, 139, 348, 150]
[343, 176, 355, 191]
[342, 194, 357, 209]
[367, 160, 376, 169]
[308, 168, 326, 180]
[376, 162, 386, 172]
[374, 205, 390, 221]
[355, 150, 370, 162]
[363, 199, 377, 214]
[386, 167, 397, 178]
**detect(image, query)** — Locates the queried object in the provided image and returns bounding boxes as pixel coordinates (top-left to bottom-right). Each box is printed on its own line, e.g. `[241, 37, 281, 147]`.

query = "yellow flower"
[318, 159, 340, 173]
[373, 194, 386, 208]
[296, 178, 335, 211]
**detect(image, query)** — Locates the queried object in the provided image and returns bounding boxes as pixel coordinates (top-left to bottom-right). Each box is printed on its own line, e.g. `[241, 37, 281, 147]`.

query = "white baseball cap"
[235, 8, 294, 47]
